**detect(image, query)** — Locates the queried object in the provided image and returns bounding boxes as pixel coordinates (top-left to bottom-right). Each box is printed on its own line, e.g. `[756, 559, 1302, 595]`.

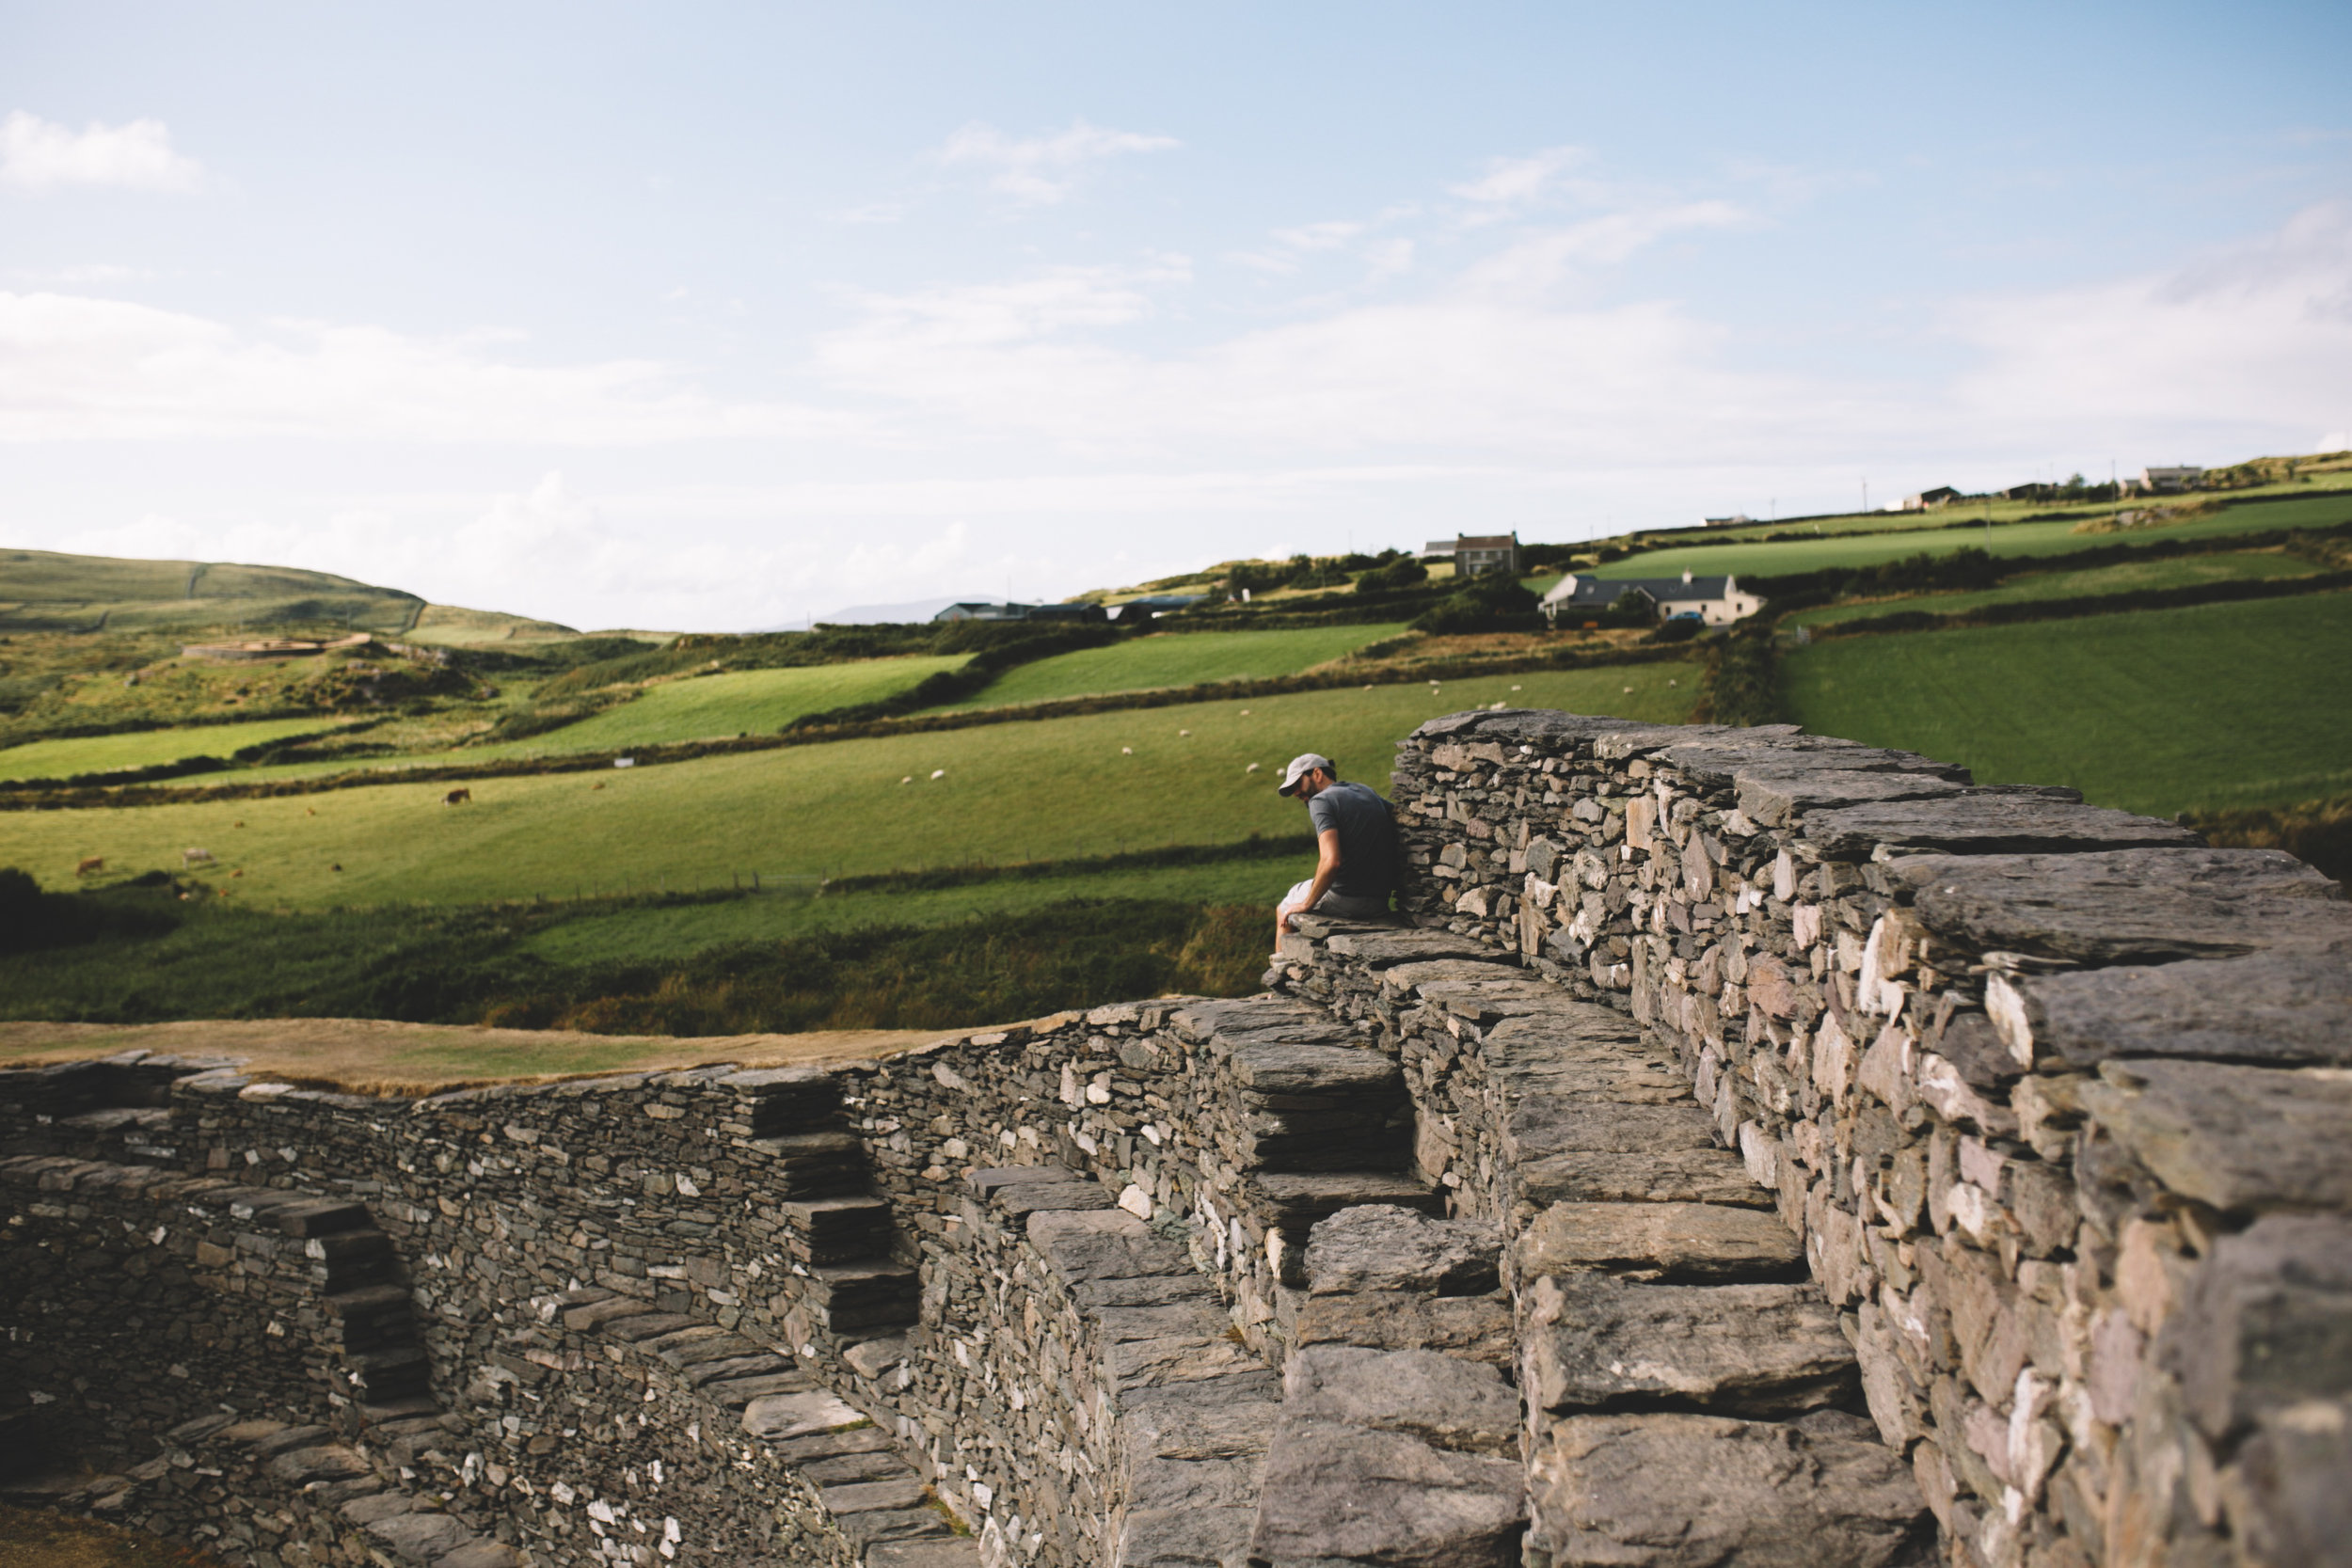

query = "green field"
[1781, 591, 2352, 816]
[0, 716, 362, 782]
[516, 852, 1302, 965]
[1597, 495, 2352, 582]
[931, 626, 1409, 711]
[502, 656, 970, 752]
[1787, 549, 2324, 627]
[0, 662, 1699, 904]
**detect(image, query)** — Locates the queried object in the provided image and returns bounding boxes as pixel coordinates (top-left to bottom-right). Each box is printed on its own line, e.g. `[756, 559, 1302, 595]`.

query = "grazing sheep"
[183, 848, 214, 867]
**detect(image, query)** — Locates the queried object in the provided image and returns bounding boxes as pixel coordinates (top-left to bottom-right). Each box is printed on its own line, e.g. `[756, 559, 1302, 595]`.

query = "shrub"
[1355, 559, 1428, 594]
[1408, 574, 1540, 635]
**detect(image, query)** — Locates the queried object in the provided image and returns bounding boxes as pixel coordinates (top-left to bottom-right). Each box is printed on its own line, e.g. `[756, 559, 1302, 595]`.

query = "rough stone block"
[1304, 1204, 1500, 1296]
[363, 1511, 475, 1563]
[1289, 1291, 1515, 1365]
[1887, 847, 2351, 964]
[1281, 1345, 1520, 1455]
[2161, 1213, 2352, 1439]
[2002, 951, 2352, 1069]
[1518, 1147, 1773, 1210]
[865, 1540, 982, 1568]
[1249, 1418, 1526, 1568]
[741, 1391, 871, 1441]
[1248, 1171, 1443, 1231]
[2082, 1059, 2352, 1212]
[1524, 1274, 1857, 1418]
[1116, 1506, 1262, 1568]
[1518, 1201, 1805, 1284]
[1803, 795, 2198, 858]
[1529, 1411, 1931, 1568]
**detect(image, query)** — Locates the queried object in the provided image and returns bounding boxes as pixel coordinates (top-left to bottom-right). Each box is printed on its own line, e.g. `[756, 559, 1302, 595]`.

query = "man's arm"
[1279, 828, 1345, 933]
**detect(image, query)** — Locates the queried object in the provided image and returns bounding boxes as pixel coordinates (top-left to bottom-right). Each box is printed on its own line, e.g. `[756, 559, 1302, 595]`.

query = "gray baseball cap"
[1278, 753, 1334, 796]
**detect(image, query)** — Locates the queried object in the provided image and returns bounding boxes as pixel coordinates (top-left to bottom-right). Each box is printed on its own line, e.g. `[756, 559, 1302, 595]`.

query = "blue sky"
[3, 1, 2347, 629]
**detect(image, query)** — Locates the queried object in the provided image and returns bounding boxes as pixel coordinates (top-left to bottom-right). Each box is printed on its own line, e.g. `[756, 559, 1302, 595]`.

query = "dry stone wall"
[5, 704, 2347, 1568]
[1296, 707, 2352, 1568]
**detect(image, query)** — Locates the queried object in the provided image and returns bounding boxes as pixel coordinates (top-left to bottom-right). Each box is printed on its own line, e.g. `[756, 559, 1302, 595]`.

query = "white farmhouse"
[1539, 569, 1764, 628]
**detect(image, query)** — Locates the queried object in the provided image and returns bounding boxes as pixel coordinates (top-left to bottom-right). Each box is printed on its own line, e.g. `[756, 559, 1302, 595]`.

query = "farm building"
[1539, 570, 1764, 627]
[2130, 465, 2205, 494]
[1419, 532, 1522, 576]
[1108, 594, 1209, 623]
[1902, 486, 1962, 511]
[930, 600, 1108, 625]
[1703, 513, 1754, 528]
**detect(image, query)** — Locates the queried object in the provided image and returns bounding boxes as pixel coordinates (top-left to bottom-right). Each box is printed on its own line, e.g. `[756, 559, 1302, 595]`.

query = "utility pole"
[1861, 479, 1868, 515]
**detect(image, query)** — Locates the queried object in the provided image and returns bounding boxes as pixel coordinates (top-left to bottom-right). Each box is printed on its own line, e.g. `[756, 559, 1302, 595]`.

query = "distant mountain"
[0, 546, 575, 644]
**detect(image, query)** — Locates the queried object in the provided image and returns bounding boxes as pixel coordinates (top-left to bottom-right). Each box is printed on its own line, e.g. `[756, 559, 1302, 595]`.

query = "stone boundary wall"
[5, 705, 2347, 1568]
[1332, 708, 2352, 1568]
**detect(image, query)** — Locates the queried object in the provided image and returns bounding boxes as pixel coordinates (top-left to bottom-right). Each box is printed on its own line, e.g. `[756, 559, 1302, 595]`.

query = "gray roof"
[1546, 575, 1736, 608]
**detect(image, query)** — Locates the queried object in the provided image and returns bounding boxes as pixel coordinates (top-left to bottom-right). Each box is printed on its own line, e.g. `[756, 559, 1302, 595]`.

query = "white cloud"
[1452, 146, 1587, 213]
[0, 111, 203, 194]
[938, 119, 1179, 205]
[0, 292, 854, 443]
[1947, 202, 2352, 450]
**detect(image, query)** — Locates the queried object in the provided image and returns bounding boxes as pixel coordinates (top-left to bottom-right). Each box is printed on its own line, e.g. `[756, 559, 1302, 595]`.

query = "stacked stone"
[1312, 706, 2352, 1568]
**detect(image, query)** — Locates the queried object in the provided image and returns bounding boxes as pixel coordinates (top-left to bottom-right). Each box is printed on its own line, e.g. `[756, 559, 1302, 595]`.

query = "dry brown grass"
[0, 1015, 969, 1096]
[0, 1503, 226, 1568]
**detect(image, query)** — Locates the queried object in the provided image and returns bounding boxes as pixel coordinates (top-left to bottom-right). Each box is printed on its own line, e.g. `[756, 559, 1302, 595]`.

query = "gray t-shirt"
[1308, 781, 1400, 901]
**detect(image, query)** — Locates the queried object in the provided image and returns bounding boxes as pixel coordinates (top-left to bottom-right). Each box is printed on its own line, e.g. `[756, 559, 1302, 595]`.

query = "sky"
[3, 2, 2348, 631]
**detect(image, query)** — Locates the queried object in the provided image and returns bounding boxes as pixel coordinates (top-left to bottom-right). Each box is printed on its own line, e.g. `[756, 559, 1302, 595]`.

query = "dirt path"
[0, 1016, 974, 1096]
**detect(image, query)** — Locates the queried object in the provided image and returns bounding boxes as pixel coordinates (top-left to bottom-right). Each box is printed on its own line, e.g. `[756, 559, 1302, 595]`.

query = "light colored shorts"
[1278, 879, 1391, 923]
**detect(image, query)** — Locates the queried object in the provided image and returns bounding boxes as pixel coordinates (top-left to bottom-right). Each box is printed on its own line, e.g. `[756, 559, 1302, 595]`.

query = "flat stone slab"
[1518, 1148, 1774, 1210]
[1736, 768, 1967, 827]
[1027, 1208, 1196, 1281]
[1290, 1291, 1516, 1366]
[1529, 1411, 1930, 1568]
[364, 1512, 477, 1562]
[1524, 1274, 1857, 1418]
[1248, 1171, 1443, 1230]
[1229, 1041, 1403, 1101]
[1281, 1345, 1520, 1456]
[1801, 794, 2199, 858]
[1171, 999, 1359, 1051]
[1305, 1204, 1501, 1296]
[993, 1181, 1116, 1217]
[1888, 847, 2351, 964]
[966, 1165, 1077, 1195]
[1117, 1506, 1263, 1568]
[741, 1390, 871, 1441]
[2003, 951, 2352, 1068]
[1324, 928, 1503, 968]
[1518, 1202, 1805, 1284]
[1654, 735, 1960, 786]
[1407, 974, 1585, 1026]
[1249, 1418, 1526, 1568]
[2159, 1213, 2352, 1441]
[2082, 1058, 2352, 1212]
[1502, 1101, 1719, 1164]
[1108, 1333, 1269, 1393]
[862, 1544, 983, 1568]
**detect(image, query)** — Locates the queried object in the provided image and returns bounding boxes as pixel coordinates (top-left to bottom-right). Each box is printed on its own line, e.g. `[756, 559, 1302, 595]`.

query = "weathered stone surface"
[1109, 1332, 1268, 1392]
[2081, 1059, 2352, 1211]
[1737, 768, 1966, 828]
[1323, 928, 1503, 968]
[1229, 1041, 1403, 1100]
[1801, 794, 2199, 858]
[363, 1510, 475, 1563]
[1116, 1506, 1263, 1568]
[1281, 1345, 1520, 1455]
[740, 1390, 869, 1441]
[1523, 1274, 1856, 1417]
[1249, 1171, 1443, 1230]
[993, 1180, 1117, 1216]
[1889, 847, 2352, 963]
[1518, 1202, 1805, 1284]
[966, 1164, 1076, 1195]
[1518, 1148, 1773, 1209]
[2004, 951, 2352, 1068]
[1027, 1208, 1194, 1280]
[1290, 1291, 1515, 1365]
[1249, 1419, 1526, 1568]
[2228, 1398, 2352, 1568]
[2160, 1213, 2352, 1439]
[1171, 998, 1359, 1051]
[1502, 1101, 1717, 1164]
[1528, 1411, 1930, 1568]
[1305, 1205, 1501, 1296]
[865, 1539, 983, 1568]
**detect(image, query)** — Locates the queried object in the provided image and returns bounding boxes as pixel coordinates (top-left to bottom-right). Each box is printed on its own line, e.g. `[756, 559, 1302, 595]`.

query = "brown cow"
[76, 856, 103, 877]
[444, 787, 472, 806]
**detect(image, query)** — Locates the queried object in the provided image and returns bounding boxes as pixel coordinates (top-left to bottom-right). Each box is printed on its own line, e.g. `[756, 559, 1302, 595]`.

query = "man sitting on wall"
[1274, 752, 1401, 949]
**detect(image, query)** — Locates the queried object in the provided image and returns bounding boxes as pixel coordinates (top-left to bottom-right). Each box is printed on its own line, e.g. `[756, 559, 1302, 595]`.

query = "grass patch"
[1597, 494, 2352, 583]
[0, 716, 363, 782]
[0, 1502, 228, 1568]
[928, 626, 1408, 710]
[1786, 549, 2322, 627]
[2183, 795, 2352, 886]
[0, 662, 1699, 906]
[494, 657, 969, 752]
[0, 879, 1276, 1039]
[1779, 592, 2352, 816]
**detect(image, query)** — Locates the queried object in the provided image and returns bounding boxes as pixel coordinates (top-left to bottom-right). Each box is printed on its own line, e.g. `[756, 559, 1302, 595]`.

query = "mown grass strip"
[1804, 570, 2351, 640]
